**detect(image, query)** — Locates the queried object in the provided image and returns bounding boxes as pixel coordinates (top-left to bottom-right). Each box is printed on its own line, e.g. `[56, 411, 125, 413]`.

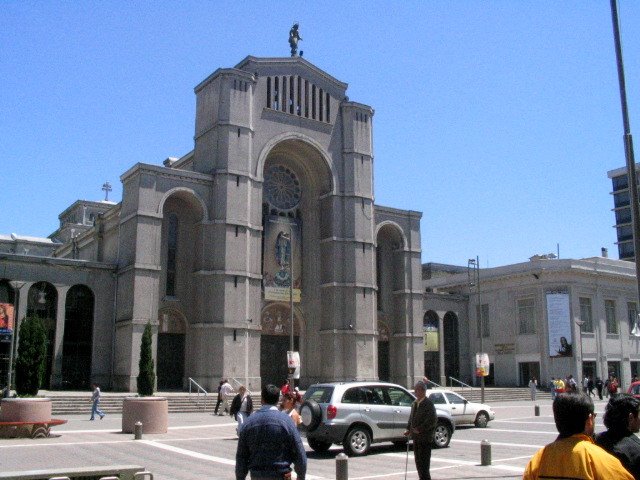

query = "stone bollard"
[535, 404, 540, 416]
[134, 421, 143, 440]
[481, 439, 491, 466]
[336, 452, 348, 480]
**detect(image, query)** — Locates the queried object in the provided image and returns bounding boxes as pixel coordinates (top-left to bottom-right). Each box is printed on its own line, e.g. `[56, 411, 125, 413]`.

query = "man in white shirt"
[219, 379, 234, 416]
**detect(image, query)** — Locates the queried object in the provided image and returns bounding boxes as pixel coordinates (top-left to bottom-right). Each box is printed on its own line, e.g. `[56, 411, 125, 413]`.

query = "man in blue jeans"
[235, 384, 306, 479]
[90, 383, 105, 421]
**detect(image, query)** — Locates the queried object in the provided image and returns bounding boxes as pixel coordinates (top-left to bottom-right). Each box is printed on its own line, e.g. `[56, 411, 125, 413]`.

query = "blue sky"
[2, 1, 639, 267]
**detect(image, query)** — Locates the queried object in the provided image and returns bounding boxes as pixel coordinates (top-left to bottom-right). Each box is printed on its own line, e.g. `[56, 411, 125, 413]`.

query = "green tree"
[136, 322, 155, 396]
[15, 316, 47, 396]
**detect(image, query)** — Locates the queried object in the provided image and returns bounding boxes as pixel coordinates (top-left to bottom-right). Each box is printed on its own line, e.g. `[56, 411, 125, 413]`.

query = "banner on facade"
[476, 353, 490, 377]
[287, 351, 301, 379]
[263, 216, 301, 302]
[546, 292, 572, 357]
[423, 324, 438, 352]
[0, 303, 15, 333]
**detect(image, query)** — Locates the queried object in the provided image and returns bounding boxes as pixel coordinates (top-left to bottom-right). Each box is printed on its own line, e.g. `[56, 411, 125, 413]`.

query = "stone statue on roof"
[289, 23, 302, 57]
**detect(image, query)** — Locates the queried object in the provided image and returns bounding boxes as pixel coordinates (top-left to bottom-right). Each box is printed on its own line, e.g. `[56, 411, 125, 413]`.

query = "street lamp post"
[288, 224, 295, 386]
[468, 257, 485, 404]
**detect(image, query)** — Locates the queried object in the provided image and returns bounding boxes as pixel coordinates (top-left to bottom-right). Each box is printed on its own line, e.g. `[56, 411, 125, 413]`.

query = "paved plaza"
[0, 397, 616, 480]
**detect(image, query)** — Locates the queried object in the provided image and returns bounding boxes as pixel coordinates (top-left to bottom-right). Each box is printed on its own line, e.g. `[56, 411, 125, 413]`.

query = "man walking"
[219, 379, 233, 416]
[404, 381, 437, 480]
[90, 383, 105, 421]
[596, 394, 640, 479]
[235, 384, 306, 480]
[523, 393, 633, 479]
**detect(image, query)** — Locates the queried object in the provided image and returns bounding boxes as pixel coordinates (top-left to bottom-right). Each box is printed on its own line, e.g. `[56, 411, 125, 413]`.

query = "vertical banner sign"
[546, 292, 572, 357]
[287, 351, 301, 379]
[423, 324, 438, 352]
[476, 353, 490, 377]
[263, 216, 302, 302]
[0, 303, 15, 333]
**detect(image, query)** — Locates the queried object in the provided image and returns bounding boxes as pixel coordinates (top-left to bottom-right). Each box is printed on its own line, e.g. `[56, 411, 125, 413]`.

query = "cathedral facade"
[0, 56, 424, 392]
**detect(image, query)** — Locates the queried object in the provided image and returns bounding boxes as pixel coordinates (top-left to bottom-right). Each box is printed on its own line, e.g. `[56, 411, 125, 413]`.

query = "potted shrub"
[122, 322, 168, 434]
[0, 317, 52, 426]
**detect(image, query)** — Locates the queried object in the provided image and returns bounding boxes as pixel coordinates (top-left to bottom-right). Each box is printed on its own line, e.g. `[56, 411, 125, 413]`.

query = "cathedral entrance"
[260, 303, 300, 387]
[157, 310, 186, 390]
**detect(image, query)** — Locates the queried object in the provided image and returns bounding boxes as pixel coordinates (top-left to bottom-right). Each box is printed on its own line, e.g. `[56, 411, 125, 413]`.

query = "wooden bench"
[0, 465, 148, 479]
[0, 419, 67, 438]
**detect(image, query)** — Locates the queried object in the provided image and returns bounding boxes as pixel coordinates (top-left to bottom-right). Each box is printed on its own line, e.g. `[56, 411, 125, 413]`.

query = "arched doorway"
[377, 321, 390, 381]
[157, 310, 186, 390]
[62, 285, 94, 389]
[26, 282, 57, 389]
[443, 311, 460, 381]
[424, 310, 439, 382]
[260, 303, 300, 387]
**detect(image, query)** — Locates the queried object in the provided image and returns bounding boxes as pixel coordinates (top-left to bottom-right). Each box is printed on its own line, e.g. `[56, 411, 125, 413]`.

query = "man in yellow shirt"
[524, 393, 633, 479]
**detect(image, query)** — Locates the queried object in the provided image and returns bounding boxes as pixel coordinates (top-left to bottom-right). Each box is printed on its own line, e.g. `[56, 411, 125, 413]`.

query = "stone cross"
[102, 181, 112, 201]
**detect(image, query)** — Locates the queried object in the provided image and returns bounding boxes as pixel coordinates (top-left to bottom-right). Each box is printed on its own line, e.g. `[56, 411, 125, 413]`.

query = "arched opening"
[443, 311, 460, 381]
[158, 188, 206, 391]
[260, 138, 332, 385]
[376, 223, 405, 382]
[424, 310, 439, 382]
[260, 303, 301, 387]
[157, 309, 186, 390]
[26, 282, 57, 389]
[377, 321, 391, 381]
[62, 285, 94, 389]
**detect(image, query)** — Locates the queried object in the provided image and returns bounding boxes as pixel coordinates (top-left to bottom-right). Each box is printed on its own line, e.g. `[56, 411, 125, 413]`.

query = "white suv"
[299, 381, 455, 456]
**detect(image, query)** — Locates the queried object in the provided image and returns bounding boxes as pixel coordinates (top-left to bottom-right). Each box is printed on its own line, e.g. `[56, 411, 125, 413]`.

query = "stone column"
[50, 285, 70, 389]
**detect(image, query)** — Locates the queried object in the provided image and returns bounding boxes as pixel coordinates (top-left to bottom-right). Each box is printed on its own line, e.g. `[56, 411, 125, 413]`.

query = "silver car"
[299, 381, 455, 456]
[425, 389, 495, 428]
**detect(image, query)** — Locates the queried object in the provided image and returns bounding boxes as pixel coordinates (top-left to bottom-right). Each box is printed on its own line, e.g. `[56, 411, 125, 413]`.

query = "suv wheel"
[475, 411, 489, 428]
[344, 426, 371, 456]
[308, 438, 332, 453]
[300, 400, 322, 432]
[432, 420, 452, 448]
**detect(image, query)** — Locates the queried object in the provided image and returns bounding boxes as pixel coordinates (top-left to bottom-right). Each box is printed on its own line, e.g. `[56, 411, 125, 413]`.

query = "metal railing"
[229, 378, 243, 390]
[425, 378, 442, 389]
[187, 378, 208, 407]
[449, 376, 474, 390]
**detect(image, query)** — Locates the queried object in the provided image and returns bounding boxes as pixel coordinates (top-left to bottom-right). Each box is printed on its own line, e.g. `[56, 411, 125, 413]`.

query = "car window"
[386, 387, 414, 406]
[445, 392, 466, 405]
[304, 386, 334, 404]
[342, 387, 364, 404]
[631, 384, 640, 395]
[429, 392, 446, 404]
[362, 387, 385, 405]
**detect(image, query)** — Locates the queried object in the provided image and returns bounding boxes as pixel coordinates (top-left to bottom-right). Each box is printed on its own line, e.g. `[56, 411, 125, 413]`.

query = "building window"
[518, 298, 536, 334]
[476, 303, 489, 338]
[612, 175, 629, 192]
[614, 191, 630, 208]
[628, 302, 638, 333]
[579, 297, 594, 333]
[166, 214, 178, 297]
[605, 299, 618, 334]
[615, 208, 632, 224]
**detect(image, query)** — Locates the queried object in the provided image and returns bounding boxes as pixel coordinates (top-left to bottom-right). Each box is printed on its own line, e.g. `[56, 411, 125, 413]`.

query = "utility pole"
[610, 0, 640, 305]
[468, 257, 485, 404]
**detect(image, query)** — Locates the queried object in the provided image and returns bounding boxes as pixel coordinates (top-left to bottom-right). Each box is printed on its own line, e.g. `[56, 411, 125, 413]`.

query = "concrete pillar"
[50, 285, 70, 389]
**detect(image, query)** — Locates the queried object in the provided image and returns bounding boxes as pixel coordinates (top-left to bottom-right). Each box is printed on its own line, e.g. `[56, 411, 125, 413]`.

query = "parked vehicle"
[299, 381, 455, 456]
[425, 389, 495, 428]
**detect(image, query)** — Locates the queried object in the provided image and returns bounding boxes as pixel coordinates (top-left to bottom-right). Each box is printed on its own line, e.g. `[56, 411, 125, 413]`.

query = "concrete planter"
[121, 397, 168, 434]
[0, 397, 52, 423]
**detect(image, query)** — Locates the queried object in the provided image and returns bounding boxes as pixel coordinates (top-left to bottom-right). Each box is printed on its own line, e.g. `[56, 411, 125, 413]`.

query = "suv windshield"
[304, 385, 334, 403]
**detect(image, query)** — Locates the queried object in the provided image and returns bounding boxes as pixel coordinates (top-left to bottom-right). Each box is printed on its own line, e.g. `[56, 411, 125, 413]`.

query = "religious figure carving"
[289, 23, 302, 57]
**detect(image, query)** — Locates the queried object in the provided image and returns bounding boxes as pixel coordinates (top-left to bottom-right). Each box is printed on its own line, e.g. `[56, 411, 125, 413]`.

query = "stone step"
[47, 394, 263, 416]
